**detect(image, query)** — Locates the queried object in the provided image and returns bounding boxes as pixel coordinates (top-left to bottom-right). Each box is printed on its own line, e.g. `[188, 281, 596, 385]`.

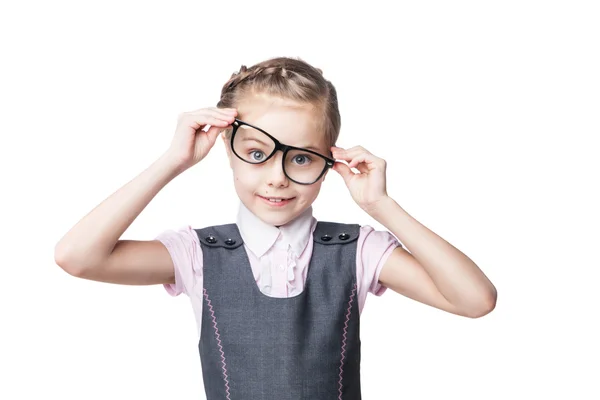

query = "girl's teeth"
[269, 198, 283, 202]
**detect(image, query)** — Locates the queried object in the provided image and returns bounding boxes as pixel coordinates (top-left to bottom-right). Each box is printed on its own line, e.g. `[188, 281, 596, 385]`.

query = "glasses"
[230, 118, 335, 185]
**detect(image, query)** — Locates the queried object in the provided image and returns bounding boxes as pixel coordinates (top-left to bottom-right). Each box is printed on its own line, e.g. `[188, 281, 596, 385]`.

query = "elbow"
[465, 287, 497, 318]
[54, 242, 86, 278]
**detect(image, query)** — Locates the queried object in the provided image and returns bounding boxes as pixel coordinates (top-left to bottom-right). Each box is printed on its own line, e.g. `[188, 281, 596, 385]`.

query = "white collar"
[236, 202, 316, 258]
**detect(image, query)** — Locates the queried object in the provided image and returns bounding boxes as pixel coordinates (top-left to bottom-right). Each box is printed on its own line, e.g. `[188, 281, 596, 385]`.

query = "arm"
[331, 145, 497, 318]
[54, 153, 183, 285]
[373, 197, 497, 318]
[54, 107, 237, 285]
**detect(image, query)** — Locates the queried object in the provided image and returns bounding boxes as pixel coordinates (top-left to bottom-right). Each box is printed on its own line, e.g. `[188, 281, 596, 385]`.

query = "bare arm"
[375, 197, 497, 318]
[54, 107, 237, 285]
[54, 153, 183, 284]
[331, 146, 496, 318]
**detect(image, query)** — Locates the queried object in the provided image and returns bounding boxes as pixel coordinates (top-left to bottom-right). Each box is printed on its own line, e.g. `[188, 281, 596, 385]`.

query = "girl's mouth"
[258, 195, 295, 207]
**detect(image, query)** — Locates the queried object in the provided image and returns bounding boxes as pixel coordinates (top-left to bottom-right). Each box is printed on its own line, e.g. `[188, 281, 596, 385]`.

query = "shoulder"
[154, 225, 204, 296]
[313, 221, 401, 246]
[311, 221, 402, 253]
[358, 225, 402, 248]
[194, 223, 242, 248]
[313, 221, 361, 244]
[155, 225, 201, 247]
[353, 225, 403, 298]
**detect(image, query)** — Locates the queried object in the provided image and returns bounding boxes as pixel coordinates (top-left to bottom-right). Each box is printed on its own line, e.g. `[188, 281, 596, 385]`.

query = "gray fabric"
[196, 221, 362, 400]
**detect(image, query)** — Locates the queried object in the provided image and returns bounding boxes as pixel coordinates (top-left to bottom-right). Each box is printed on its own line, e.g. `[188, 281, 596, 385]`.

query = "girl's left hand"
[331, 146, 389, 213]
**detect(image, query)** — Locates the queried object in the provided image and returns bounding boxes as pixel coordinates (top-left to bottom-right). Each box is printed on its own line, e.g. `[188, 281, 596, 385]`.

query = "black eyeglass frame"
[230, 118, 335, 185]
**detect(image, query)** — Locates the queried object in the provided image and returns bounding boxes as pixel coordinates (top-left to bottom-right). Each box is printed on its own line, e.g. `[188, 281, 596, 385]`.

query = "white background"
[1, 0, 599, 399]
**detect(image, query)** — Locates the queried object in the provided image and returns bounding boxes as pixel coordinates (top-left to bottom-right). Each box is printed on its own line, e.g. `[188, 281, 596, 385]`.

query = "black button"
[321, 234, 332, 241]
[224, 238, 236, 245]
[339, 233, 350, 240]
[206, 236, 217, 244]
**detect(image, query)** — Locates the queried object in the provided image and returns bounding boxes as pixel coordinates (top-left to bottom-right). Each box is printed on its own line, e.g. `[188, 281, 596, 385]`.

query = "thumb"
[333, 161, 354, 184]
[205, 125, 222, 147]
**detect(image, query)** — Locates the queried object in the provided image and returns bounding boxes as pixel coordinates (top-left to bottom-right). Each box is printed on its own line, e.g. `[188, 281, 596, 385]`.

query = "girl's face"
[222, 93, 331, 227]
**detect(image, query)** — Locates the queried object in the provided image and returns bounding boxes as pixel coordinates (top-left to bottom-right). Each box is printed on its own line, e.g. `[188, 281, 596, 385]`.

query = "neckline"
[235, 224, 317, 301]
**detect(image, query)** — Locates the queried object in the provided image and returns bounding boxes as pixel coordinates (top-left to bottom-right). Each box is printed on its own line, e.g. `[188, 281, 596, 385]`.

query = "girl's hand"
[165, 107, 237, 171]
[331, 146, 389, 213]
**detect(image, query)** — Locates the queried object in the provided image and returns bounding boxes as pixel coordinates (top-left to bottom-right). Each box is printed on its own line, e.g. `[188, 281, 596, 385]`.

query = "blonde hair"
[217, 56, 341, 149]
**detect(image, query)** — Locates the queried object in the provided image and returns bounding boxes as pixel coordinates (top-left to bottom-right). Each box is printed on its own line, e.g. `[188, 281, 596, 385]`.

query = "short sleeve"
[155, 225, 203, 297]
[356, 225, 402, 313]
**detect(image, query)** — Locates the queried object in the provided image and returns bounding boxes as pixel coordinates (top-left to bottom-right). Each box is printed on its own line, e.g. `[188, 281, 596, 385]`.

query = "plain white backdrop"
[1, 0, 598, 399]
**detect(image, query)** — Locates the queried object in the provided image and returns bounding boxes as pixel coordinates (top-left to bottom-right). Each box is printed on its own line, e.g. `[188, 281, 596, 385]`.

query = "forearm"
[54, 152, 183, 269]
[369, 196, 497, 311]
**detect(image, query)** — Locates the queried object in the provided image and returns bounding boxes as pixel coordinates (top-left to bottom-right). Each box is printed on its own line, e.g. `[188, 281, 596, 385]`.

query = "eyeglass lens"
[232, 124, 327, 184]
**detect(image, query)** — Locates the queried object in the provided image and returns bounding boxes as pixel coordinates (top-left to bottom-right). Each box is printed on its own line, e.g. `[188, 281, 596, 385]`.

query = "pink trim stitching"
[338, 283, 357, 399]
[203, 288, 231, 400]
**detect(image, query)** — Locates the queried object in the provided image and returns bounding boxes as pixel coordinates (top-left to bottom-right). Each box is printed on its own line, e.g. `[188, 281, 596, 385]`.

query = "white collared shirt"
[236, 202, 316, 296]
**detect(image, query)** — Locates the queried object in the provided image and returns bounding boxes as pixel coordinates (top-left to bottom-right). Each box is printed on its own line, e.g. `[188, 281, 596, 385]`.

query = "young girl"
[55, 56, 497, 399]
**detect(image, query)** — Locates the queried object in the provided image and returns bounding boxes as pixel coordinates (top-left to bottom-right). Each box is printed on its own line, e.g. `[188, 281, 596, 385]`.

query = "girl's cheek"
[235, 169, 255, 185]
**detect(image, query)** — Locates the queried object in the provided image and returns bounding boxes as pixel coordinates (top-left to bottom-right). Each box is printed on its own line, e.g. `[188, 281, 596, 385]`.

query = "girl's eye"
[293, 154, 312, 165]
[250, 150, 266, 161]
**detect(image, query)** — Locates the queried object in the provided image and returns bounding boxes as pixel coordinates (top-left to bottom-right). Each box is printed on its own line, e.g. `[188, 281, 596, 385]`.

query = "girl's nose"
[266, 153, 289, 187]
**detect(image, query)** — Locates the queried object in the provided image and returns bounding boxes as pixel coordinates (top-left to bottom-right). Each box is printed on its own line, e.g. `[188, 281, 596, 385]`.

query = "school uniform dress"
[156, 203, 401, 399]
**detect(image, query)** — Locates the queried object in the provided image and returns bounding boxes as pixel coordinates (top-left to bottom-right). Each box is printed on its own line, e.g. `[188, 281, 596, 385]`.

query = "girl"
[55, 56, 497, 399]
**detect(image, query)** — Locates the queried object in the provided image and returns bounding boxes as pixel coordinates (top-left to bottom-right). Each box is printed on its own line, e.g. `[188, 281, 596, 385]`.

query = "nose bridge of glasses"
[271, 137, 289, 153]
[232, 123, 328, 184]
[263, 147, 285, 169]
[268, 141, 291, 162]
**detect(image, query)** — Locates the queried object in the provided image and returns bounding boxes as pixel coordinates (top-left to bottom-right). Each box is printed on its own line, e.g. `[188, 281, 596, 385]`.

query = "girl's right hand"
[165, 107, 237, 171]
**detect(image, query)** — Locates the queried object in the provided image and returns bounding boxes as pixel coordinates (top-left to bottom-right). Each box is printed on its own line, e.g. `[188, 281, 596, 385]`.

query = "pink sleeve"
[356, 225, 402, 313]
[155, 225, 203, 297]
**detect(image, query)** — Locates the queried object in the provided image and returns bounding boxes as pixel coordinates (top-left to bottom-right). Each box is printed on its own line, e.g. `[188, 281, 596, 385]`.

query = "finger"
[204, 125, 222, 146]
[354, 160, 370, 174]
[348, 153, 378, 171]
[332, 161, 355, 184]
[186, 110, 236, 128]
[334, 145, 368, 154]
[189, 107, 237, 117]
[344, 147, 372, 161]
[352, 162, 370, 174]
[196, 125, 223, 150]
[212, 107, 238, 117]
[202, 108, 238, 122]
[187, 109, 237, 124]
[344, 145, 367, 152]
[331, 146, 372, 162]
[191, 116, 233, 131]
[341, 147, 385, 168]
[331, 146, 352, 161]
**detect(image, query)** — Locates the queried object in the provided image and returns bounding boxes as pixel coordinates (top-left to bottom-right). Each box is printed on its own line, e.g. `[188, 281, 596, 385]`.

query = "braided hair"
[217, 57, 340, 149]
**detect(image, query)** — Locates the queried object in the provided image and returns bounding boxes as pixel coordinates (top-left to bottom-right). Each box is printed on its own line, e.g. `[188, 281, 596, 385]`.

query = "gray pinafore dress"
[196, 221, 362, 399]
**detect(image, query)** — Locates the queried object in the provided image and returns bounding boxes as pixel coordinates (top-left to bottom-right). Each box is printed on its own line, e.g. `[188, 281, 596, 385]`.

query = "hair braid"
[216, 56, 340, 148]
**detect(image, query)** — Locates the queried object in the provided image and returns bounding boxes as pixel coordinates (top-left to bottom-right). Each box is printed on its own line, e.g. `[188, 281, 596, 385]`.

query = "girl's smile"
[257, 195, 296, 207]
